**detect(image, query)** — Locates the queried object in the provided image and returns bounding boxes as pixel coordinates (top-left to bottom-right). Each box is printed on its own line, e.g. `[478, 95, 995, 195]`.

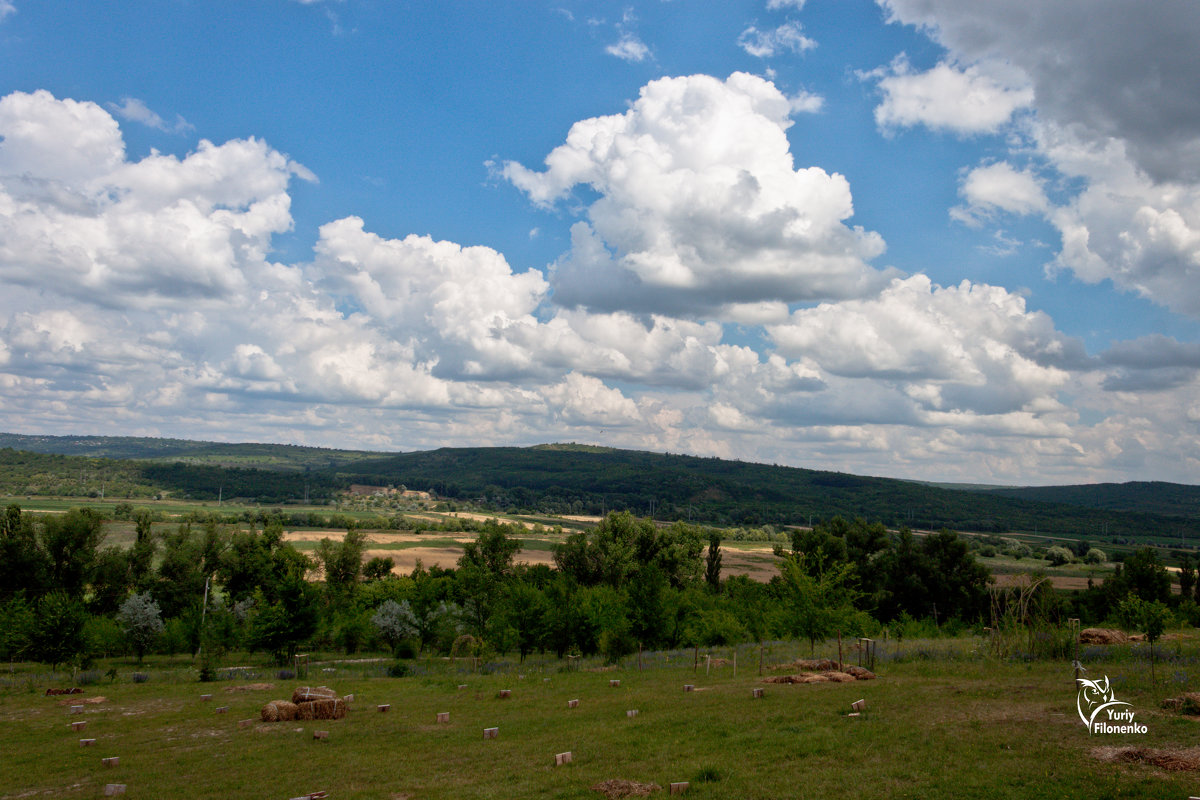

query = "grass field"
[2, 639, 1198, 799]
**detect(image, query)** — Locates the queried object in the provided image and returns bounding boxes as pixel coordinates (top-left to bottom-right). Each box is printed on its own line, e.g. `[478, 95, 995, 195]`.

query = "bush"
[132, 672, 149, 683]
[1046, 546, 1074, 566]
[1085, 548, 1108, 564]
[387, 662, 410, 678]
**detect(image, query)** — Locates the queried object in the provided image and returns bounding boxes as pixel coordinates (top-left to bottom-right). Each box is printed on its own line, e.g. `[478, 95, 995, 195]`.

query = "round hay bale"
[292, 686, 338, 704]
[260, 700, 299, 722]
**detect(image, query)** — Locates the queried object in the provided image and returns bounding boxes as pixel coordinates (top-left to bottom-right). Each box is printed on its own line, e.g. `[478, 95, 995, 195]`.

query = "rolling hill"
[1, 432, 1196, 542]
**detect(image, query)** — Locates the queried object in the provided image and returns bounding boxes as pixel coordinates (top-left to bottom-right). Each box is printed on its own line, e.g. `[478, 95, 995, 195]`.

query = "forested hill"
[0, 432, 381, 470]
[1, 433, 1197, 540]
[338, 446, 1199, 538]
[982, 481, 1200, 519]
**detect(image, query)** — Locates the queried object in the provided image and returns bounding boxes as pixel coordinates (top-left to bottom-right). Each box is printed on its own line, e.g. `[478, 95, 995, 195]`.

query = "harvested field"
[361, 545, 558, 574]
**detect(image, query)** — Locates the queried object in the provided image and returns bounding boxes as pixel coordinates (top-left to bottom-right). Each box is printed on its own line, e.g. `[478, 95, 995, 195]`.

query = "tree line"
[0, 505, 1190, 671]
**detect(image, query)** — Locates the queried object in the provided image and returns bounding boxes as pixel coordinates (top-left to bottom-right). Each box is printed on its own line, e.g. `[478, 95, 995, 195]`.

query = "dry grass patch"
[1092, 746, 1200, 772]
[591, 779, 662, 798]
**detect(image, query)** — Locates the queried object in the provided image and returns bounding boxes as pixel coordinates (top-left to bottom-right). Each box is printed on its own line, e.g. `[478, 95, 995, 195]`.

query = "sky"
[0, 0, 1198, 486]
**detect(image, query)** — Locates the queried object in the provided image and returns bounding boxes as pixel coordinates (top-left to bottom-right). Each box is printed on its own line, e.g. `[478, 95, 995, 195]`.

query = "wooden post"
[705, 655, 710, 676]
[758, 642, 764, 676]
[733, 649, 737, 679]
[436, 712, 450, 723]
[483, 727, 499, 739]
[670, 781, 689, 795]
[837, 630, 843, 671]
[554, 752, 573, 766]
[693, 646, 698, 673]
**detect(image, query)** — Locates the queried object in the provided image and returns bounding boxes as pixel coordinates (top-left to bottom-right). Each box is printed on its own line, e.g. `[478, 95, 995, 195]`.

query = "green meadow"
[2, 639, 1197, 800]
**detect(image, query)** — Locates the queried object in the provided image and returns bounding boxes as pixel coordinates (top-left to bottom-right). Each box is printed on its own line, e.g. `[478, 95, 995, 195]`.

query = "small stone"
[436, 712, 450, 723]
[567, 699, 579, 709]
[555, 751, 573, 766]
[483, 727, 499, 739]
[102, 757, 119, 767]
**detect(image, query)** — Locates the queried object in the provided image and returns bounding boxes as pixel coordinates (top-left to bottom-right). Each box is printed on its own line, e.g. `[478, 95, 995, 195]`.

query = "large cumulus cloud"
[502, 72, 892, 318]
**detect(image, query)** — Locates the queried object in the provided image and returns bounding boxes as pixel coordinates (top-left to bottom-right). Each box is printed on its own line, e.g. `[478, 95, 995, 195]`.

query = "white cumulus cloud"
[502, 72, 891, 317]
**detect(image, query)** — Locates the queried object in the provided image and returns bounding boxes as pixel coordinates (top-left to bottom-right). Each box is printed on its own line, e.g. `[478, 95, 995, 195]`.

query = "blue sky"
[1, 0, 1198, 485]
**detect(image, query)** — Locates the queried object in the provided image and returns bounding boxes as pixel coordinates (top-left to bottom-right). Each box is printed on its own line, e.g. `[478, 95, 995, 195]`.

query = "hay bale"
[590, 779, 662, 798]
[772, 658, 838, 672]
[1079, 628, 1130, 645]
[292, 686, 337, 704]
[821, 671, 857, 683]
[261, 700, 299, 722]
[842, 665, 876, 680]
[295, 698, 347, 721]
[1161, 693, 1200, 715]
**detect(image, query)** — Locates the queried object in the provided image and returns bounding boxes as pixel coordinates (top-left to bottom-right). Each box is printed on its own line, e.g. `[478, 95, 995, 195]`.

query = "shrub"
[1085, 548, 1108, 564]
[1046, 546, 1074, 566]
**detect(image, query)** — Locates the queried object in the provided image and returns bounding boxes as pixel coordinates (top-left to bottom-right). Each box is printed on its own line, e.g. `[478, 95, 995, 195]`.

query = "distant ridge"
[0, 432, 1196, 539]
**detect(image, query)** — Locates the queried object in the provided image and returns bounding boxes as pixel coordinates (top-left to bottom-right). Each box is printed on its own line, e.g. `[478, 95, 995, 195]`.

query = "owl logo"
[1076, 675, 1132, 732]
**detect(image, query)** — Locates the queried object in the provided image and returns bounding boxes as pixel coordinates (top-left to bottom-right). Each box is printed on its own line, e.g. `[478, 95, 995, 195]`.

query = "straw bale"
[590, 779, 662, 798]
[296, 698, 347, 721]
[842, 665, 876, 680]
[292, 686, 338, 704]
[761, 674, 829, 684]
[821, 671, 857, 683]
[1079, 628, 1129, 645]
[261, 700, 299, 722]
